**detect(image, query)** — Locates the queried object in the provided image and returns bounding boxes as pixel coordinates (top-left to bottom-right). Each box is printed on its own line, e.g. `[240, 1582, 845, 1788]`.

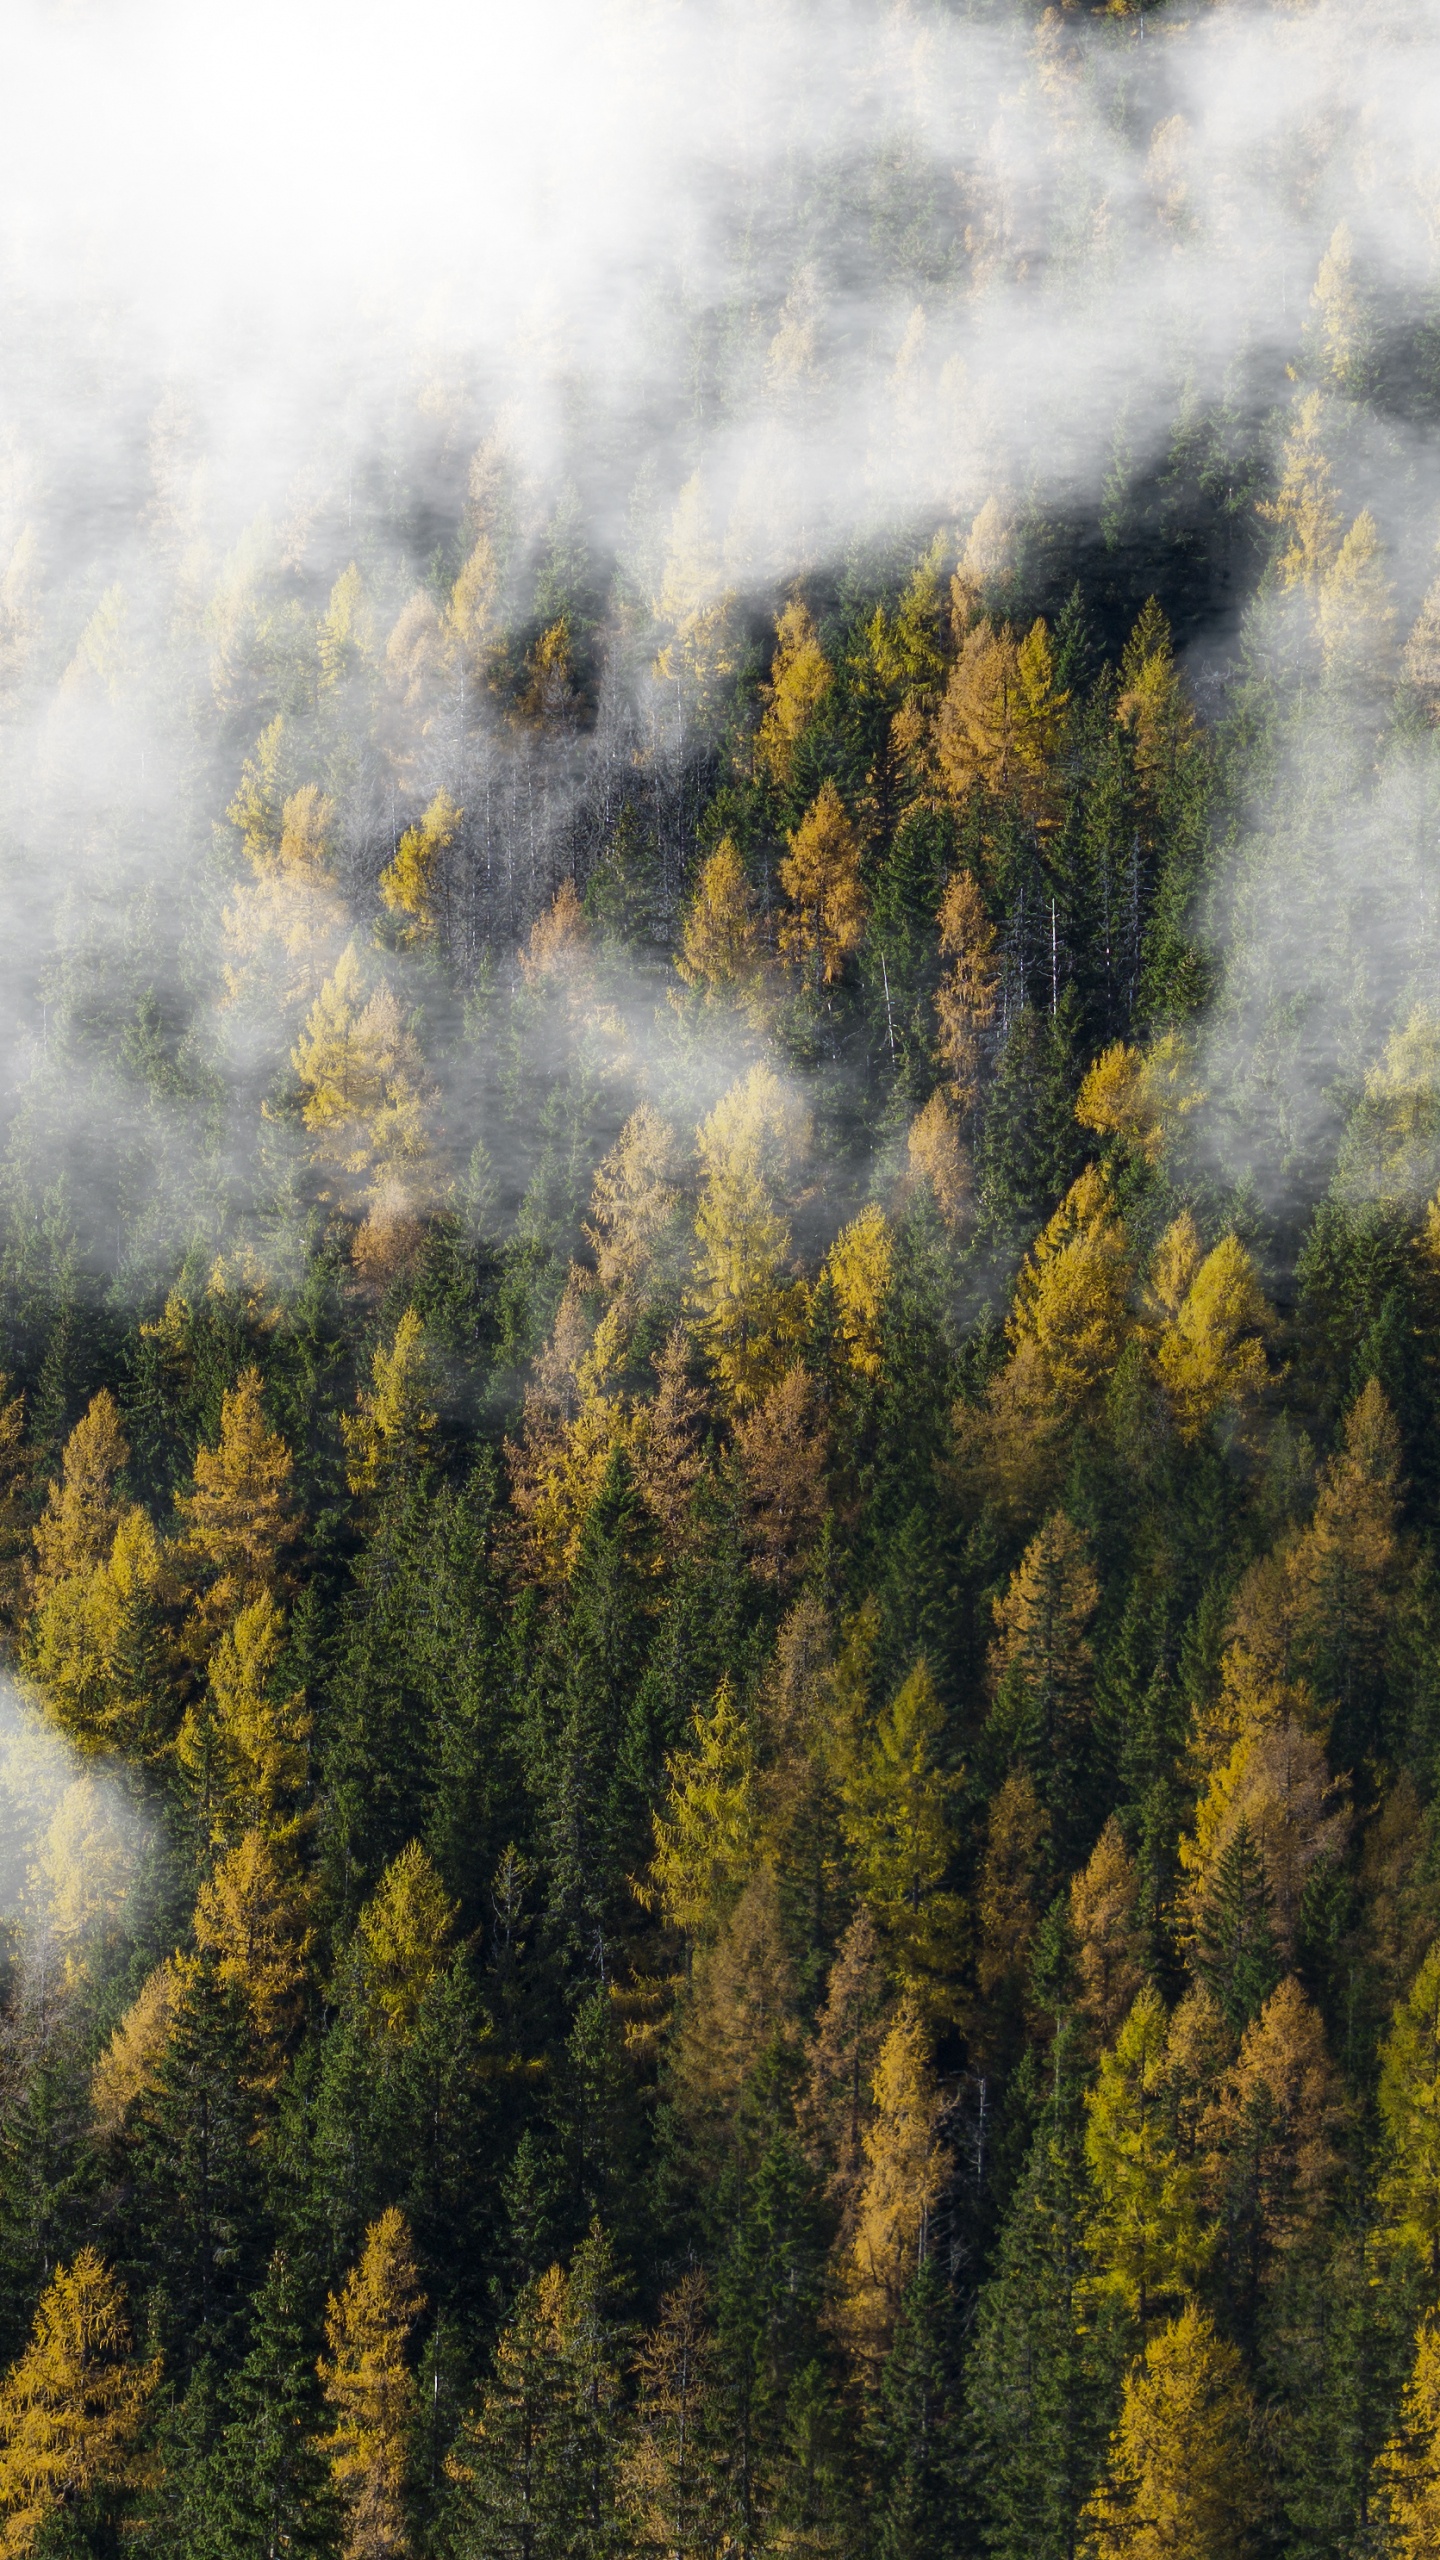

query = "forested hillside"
[4, 1, 1440, 2554]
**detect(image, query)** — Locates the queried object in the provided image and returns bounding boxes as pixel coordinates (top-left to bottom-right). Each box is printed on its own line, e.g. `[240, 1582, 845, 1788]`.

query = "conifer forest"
[10, 0, 1440, 2550]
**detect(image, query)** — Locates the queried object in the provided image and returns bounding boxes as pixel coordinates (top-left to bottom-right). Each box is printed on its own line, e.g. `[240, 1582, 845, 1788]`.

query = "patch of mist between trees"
[0, 1680, 147, 1976]
[3, 0, 1438, 582]
[0, 0, 1439, 1284]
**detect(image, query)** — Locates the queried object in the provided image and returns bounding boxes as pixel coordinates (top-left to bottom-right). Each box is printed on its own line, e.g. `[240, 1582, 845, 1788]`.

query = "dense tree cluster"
[4, 6, 1440, 2554]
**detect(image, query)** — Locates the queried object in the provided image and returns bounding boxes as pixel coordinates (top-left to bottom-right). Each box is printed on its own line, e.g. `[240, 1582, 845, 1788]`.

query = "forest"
[3, 0, 1440, 2553]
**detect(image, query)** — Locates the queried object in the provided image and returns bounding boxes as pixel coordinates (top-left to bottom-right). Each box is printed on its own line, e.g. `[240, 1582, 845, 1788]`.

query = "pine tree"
[1193, 1819, 1282, 2037]
[988, 1511, 1099, 1834]
[839, 1662, 963, 1996]
[204, 2249, 338, 2559]
[965, 2067, 1122, 2560]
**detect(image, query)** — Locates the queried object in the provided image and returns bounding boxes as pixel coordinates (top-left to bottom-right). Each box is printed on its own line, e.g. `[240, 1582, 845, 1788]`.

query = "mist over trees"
[3, 0, 1440, 2553]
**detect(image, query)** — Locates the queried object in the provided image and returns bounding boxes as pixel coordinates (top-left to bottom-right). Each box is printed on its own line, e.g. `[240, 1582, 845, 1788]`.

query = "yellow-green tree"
[778, 782, 866, 987]
[222, 778, 348, 1015]
[676, 838, 768, 1012]
[378, 788, 461, 946]
[176, 1590, 311, 1845]
[177, 1367, 299, 1632]
[318, 2207, 425, 2560]
[755, 599, 832, 785]
[1378, 1945, 1440, 2291]
[688, 1066, 807, 1409]
[342, 1308, 438, 1503]
[838, 1998, 949, 2376]
[841, 1661, 964, 1996]
[824, 1204, 893, 1381]
[291, 944, 434, 1214]
[650, 1680, 757, 1943]
[354, 1841, 457, 2039]
[192, 1828, 315, 2078]
[1084, 1986, 1210, 2327]
[1071, 1816, 1149, 2052]
[584, 1104, 684, 1303]
[934, 870, 998, 1119]
[1377, 2312, 1440, 2558]
[1009, 1166, 1132, 1406]
[1081, 2301, 1264, 2560]
[906, 1091, 971, 1232]
[1149, 1216, 1272, 1444]
[30, 1391, 127, 1605]
[0, 2250, 158, 2556]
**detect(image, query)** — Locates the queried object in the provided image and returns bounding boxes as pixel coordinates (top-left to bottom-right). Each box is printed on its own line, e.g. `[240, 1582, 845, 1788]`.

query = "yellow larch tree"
[222, 780, 349, 1015]
[90, 1958, 183, 2138]
[906, 1090, 971, 1233]
[840, 1661, 964, 1997]
[179, 1368, 297, 1606]
[1179, 1719, 1349, 1970]
[1006, 1165, 1133, 1416]
[1081, 2301, 1264, 2560]
[0, 2250, 159, 2558]
[176, 1589, 310, 1845]
[291, 944, 435, 1219]
[1377, 2313, 1440, 2558]
[1258, 391, 1343, 593]
[650, 1679, 757, 1944]
[30, 1390, 127, 1606]
[974, 1766, 1050, 2052]
[838, 1999, 949, 2376]
[354, 1841, 457, 2040]
[583, 1103, 684, 1305]
[688, 1065, 808, 1409]
[1318, 507, 1397, 687]
[1084, 1985, 1210, 2328]
[318, 2207, 425, 2560]
[25, 1498, 173, 1757]
[1071, 1815, 1149, 2051]
[675, 838, 768, 1013]
[1075, 1032, 1204, 1166]
[1210, 1976, 1346, 2289]
[778, 781, 867, 987]
[934, 871, 998, 1120]
[1149, 1216, 1273, 1445]
[935, 616, 1066, 825]
[342, 1308, 438, 1505]
[756, 598, 833, 786]
[1377, 1945, 1440, 2290]
[378, 789, 461, 947]
[318, 562, 377, 693]
[192, 1826, 314, 2077]
[825, 1204, 893, 1381]
[733, 1364, 828, 1591]
[1117, 599, 1198, 805]
[518, 878, 592, 1000]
